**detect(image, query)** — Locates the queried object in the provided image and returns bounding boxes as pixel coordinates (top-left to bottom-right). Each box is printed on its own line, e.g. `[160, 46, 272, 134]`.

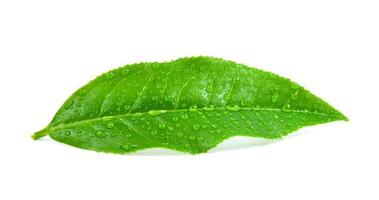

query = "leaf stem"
[32, 128, 51, 140]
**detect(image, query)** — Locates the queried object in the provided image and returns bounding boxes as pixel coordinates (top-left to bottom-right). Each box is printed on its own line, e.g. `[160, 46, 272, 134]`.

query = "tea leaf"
[33, 56, 347, 154]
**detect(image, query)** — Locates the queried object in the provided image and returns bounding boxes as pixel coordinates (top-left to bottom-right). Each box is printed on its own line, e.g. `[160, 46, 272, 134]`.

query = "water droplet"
[274, 115, 279, 119]
[121, 144, 131, 151]
[124, 105, 131, 110]
[226, 105, 241, 111]
[151, 130, 158, 136]
[271, 94, 279, 103]
[105, 71, 115, 79]
[64, 100, 73, 109]
[152, 96, 159, 100]
[95, 131, 107, 138]
[102, 116, 112, 122]
[152, 64, 159, 69]
[120, 144, 138, 151]
[216, 129, 222, 133]
[65, 130, 71, 136]
[204, 105, 215, 111]
[192, 124, 200, 131]
[201, 124, 208, 129]
[206, 83, 212, 93]
[121, 68, 130, 75]
[158, 123, 166, 129]
[291, 91, 299, 100]
[164, 96, 171, 101]
[172, 116, 179, 121]
[78, 89, 86, 96]
[189, 105, 198, 112]
[106, 122, 114, 128]
[197, 137, 204, 142]
[148, 110, 167, 116]
[181, 114, 189, 120]
[189, 136, 196, 140]
[177, 132, 183, 137]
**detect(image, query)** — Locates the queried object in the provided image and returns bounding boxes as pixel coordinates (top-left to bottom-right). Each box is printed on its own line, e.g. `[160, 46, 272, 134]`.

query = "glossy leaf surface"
[33, 56, 347, 154]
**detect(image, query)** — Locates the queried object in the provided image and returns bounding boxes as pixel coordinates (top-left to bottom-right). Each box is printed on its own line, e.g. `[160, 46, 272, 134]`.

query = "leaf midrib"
[44, 106, 344, 132]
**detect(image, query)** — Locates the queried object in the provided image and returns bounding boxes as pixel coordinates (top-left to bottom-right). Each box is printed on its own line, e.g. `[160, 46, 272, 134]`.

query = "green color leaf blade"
[33, 56, 347, 154]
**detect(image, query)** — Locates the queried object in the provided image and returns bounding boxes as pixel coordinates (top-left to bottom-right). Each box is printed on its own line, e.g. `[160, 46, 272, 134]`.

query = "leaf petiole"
[32, 128, 51, 140]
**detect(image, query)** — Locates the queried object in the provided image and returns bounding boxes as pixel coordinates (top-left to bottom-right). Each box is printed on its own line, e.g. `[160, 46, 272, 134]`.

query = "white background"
[0, 0, 378, 199]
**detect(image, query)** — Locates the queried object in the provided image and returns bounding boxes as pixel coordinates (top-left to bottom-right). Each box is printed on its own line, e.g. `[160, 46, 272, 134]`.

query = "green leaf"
[32, 56, 347, 154]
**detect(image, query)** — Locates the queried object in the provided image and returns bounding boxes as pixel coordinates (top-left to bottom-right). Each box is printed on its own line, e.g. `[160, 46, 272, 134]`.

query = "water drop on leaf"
[204, 105, 215, 111]
[106, 123, 114, 128]
[95, 131, 107, 138]
[192, 124, 200, 131]
[226, 105, 241, 111]
[271, 94, 279, 103]
[158, 123, 166, 129]
[64, 101, 73, 109]
[189, 105, 198, 112]
[148, 110, 167, 116]
[206, 83, 212, 93]
[152, 96, 159, 100]
[291, 91, 299, 100]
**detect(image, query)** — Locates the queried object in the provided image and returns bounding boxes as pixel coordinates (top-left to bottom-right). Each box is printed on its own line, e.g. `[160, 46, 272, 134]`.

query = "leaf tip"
[340, 114, 349, 122]
[332, 110, 349, 122]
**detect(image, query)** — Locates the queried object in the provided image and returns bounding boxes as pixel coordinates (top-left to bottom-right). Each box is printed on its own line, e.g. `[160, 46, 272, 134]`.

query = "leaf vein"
[128, 75, 154, 113]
